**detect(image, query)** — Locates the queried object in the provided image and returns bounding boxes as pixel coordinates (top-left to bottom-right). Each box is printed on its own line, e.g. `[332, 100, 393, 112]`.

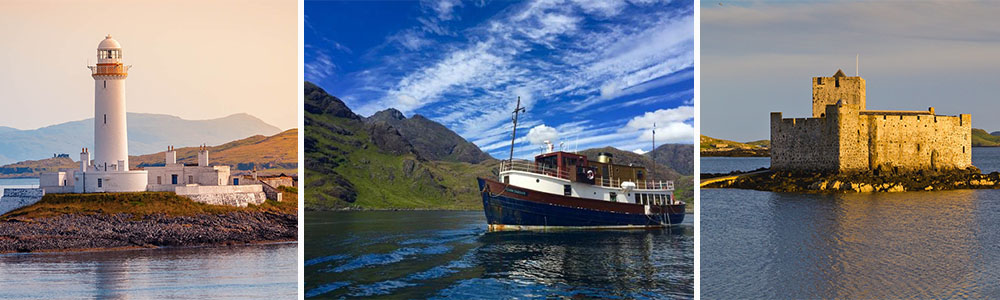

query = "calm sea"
[305, 210, 693, 299]
[702, 146, 1000, 298]
[0, 178, 297, 299]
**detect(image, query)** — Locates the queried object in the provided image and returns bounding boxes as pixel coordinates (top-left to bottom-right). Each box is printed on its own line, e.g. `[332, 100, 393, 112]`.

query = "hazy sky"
[0, 0, 297, 130]
[307, 0, 693, 159]
[703, 1, 1000, 141]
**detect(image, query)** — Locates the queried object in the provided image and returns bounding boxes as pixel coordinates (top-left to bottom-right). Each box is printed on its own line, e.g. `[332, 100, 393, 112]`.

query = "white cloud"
[625, 106, 694, 129]
[305, 49, 336, 82]
[632, 148, 647, 155]
[625, 106, 695, 143]
[526, 124, 559, 145]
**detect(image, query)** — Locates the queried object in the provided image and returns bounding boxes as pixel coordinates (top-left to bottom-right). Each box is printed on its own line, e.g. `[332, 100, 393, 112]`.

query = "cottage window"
[97, 178, 102, 188]
[188, 175, 194, 184]
[157, 176, 162, 184]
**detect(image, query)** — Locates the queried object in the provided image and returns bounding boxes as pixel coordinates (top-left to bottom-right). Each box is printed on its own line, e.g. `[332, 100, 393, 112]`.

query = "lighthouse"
[71, 35, 148, 193]
[89, 35, 130, 172]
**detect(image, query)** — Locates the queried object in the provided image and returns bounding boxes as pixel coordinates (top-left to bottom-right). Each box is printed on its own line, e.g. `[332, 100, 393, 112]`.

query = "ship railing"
[595, 177, 674, 190]
[499, 160, 570, 180]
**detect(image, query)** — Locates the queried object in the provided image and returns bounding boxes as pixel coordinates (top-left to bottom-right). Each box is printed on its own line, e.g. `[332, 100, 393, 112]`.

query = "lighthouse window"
[104, 81, 106, 88]
[104, 114, 107, 124]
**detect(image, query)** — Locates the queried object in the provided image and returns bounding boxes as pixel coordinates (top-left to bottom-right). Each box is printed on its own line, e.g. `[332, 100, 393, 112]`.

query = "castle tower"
[88, 35, 131, 172]
[811, 69, 865, 118]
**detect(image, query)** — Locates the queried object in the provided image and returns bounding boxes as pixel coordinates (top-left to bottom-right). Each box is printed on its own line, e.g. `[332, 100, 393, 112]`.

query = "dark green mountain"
[366, 108, 492, 164]
[304, 81, 693, 210]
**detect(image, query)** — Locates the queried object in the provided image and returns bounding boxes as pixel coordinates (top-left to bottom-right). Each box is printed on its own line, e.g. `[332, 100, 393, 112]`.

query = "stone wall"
[772, 104, 972, 173]
[770, 112, 840, 171]
[0, 188, 44, 216]
[174, 184, 266, 207]
[862, 112, 971, 172]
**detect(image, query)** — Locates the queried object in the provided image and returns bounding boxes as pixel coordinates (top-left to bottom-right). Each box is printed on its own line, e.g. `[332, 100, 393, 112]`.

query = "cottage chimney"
[80, 148, 90, 172]
[198, 145, 209, 166]
[165, 146, 177, 165]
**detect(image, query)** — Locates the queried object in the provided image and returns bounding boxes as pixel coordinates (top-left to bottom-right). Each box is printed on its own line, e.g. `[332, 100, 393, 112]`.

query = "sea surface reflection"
[305, 211, 693, 299]
[702, 151, 1000, 298]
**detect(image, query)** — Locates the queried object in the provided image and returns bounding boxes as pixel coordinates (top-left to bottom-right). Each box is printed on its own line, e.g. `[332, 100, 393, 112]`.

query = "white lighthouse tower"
[73, 35, 148, 193]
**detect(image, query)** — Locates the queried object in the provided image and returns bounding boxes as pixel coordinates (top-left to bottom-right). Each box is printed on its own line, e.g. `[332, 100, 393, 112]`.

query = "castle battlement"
[771, 70, 972, 173]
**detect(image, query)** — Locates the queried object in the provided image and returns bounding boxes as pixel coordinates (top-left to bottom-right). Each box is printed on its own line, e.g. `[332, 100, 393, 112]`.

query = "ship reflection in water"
[305, 211, 693, 299]
[0, 243, 297, 299]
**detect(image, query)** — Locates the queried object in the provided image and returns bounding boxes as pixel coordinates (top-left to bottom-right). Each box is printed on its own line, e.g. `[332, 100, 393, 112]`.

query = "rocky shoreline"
[700, 148, 769, 157]
[0, 211, 297, 253]
[703, 168, 1000, 193]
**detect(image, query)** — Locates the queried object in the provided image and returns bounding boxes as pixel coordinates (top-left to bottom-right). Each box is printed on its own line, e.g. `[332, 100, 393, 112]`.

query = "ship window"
[97, 178, 102, 188]
[503, 176, 509, 184]
[636, 170, 644, 180]
[564, 184, 571, 196]
[609, 192, 617, 202]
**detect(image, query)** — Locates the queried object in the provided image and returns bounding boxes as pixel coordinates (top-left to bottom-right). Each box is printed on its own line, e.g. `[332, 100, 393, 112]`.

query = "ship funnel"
[598, 152, 613, 164]
[544, 140, 554, 153]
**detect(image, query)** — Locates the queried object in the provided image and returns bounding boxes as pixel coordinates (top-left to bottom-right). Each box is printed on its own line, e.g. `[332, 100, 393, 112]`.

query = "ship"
[477, 97, 685, 231]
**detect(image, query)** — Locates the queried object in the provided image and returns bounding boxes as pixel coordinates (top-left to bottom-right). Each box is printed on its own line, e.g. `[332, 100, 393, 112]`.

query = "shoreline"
[0, 211, 297, 254]
[0, 239, 298, 255]
[703, 168, 1000, 193]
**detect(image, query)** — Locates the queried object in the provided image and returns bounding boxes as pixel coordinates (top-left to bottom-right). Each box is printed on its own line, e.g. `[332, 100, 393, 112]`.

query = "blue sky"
[306, 0, 693, 159]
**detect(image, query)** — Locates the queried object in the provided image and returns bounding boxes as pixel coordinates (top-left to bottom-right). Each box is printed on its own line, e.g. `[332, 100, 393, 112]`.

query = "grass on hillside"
[305, 113, 494, 210]
[700, 135, 763, 150]
[972, 128, 1000, 147]
[3, 191, 298, 220]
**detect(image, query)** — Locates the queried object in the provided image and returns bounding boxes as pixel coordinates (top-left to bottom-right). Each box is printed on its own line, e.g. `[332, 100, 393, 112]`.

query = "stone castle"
[770, 69, 971, 173]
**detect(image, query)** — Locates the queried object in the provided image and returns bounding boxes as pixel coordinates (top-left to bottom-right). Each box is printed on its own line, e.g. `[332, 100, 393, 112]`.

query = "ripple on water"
[304, 281, 350, 298]
[323, 245, 453, 273]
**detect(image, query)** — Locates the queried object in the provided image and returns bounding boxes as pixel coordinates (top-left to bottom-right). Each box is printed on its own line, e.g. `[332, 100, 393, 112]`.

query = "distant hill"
[973, 128, 1000, 147]
[132, 129, 298, 174]
[701, 135, 769, 157]
[0, 113, 282, 165]
[366, 108, 492, 164]
[303, 81, 693, 210]
[579, 147, 693, 204]
[0, 130, 298, 178]
[646, 144, 694, 176]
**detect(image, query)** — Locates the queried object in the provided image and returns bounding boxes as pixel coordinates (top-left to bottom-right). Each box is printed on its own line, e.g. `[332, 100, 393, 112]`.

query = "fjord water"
[305, 211, 693, 299]
[702, 147, 1000, 298]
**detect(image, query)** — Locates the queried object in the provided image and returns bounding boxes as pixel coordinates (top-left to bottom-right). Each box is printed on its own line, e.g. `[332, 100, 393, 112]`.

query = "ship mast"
[652, 122, 656, 189]
[507, 96, 525, 169]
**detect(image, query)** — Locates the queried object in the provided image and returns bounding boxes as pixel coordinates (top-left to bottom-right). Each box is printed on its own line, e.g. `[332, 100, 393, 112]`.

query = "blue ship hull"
[478, 178, 684, 231]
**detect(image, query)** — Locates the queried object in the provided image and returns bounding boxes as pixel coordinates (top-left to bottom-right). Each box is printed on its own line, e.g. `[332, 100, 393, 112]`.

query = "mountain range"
[0, 113, 282, 165]
[0, 129, 298, 178]
[304, 82, 693, 211]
